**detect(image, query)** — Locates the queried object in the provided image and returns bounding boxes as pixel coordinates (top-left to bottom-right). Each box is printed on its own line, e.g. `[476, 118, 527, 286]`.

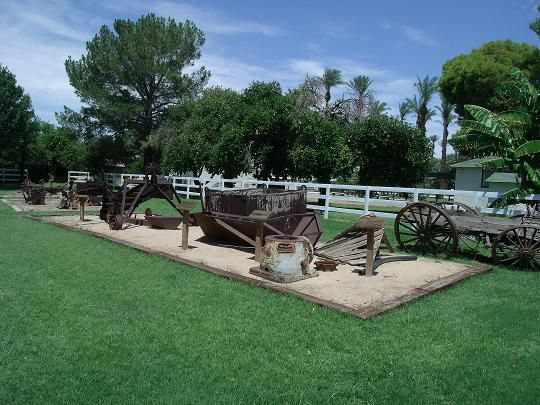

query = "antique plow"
[57, 180, 105, 209]
[100, 170, 184, 230]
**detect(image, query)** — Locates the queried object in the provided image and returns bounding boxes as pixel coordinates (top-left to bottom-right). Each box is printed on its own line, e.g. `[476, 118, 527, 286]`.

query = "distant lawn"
[1, 200, 539, 403]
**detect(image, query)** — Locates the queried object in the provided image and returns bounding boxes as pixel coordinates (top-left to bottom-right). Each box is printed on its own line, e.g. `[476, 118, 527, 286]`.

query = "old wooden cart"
[193, 186, 322, 247]
[394, 201, 540, 270]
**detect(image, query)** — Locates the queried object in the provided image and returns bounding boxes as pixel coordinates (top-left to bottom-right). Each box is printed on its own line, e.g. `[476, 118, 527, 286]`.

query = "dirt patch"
[1, 191, 101, 213]
[36, 214, 491, 319]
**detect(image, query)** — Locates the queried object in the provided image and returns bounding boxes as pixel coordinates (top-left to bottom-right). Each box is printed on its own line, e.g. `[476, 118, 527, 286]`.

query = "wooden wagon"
[394, 201, 540, 270]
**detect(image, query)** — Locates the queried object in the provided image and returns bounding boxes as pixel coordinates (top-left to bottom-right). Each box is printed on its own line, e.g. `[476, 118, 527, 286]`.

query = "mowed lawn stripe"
[0, 202, 538, 404]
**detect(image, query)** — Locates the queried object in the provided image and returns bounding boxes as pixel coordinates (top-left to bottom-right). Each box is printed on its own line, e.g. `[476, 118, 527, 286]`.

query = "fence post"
[241, 180, 245, 189]
[473, 192, 480, 212]
[364, 186, 370, 215]
[186, 178, 190, 199]
[413, 189, 419, 202]
[324, 185, 331, 219]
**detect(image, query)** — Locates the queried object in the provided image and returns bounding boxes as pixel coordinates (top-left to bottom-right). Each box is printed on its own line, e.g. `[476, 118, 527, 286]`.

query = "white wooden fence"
[93, 172, 538, 219]
[0, 168, 27, 184]
[67, 171, 91, 183]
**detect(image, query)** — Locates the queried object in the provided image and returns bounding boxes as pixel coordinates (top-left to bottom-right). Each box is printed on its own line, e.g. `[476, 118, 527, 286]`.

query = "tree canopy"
[289, 109, 351, 183]
[347, 115, 432, 187]
[440, 40, 540, 116]
[0, 64, 37, 175]
[65, 13, 209, 164]
[28, 121, 87, 181]
[242, 81, 295, 180]
[162, 87, 247, 178]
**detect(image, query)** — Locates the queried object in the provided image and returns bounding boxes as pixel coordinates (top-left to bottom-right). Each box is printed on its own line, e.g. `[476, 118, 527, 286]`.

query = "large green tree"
[28, 121, 87, 181]
[242, 81, 295, 180]
[348, 115, 432, 187]
[289, 109, 351, 183]
[55, 107, 132, 174]
[440, 40, 540, 116]
[162, 87, 247, 178]
[0, 64, 37, 177]
[65, 13, 209, 165]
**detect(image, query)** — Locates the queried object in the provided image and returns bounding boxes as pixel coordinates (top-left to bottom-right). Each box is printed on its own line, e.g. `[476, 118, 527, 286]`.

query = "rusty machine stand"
[100, 169, 185, 231]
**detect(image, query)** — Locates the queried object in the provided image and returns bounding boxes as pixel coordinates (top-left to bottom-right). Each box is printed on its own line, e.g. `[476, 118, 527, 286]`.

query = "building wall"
[454, 168, 484, 191]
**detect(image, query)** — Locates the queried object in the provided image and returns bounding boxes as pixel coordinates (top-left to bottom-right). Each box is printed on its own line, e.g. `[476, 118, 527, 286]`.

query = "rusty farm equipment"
[21, 180, 71, 205]
[21, 180, 47, 205]
[193, 186, 322, 248]
[57, 180, 105, 209]
[249, 234, 317, 282]
[99, 170, 185, 230]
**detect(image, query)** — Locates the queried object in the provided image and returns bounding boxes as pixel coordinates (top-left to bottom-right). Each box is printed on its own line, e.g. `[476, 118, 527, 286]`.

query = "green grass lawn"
[1, 200, 539, 403]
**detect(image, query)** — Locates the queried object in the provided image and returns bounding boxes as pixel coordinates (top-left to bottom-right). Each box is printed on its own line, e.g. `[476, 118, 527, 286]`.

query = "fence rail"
[92, 172, 539, 219]
[67, 171, 91, 183]
[0, 168, 27, 184]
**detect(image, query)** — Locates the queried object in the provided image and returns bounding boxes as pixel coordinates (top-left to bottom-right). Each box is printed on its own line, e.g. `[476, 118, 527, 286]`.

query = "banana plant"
[450, 68, 540, 207]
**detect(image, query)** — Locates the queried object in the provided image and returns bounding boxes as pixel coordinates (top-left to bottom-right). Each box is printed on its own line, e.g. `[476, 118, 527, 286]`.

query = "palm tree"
[409, 75, 438, 133]
[369, 100, 389, 115]
[404, 94, 436, 125]
[317, 68, 343, 107]
[398, 101, 412, 122]
[347, 75, 374, 119]
[435, 94, 457, 188]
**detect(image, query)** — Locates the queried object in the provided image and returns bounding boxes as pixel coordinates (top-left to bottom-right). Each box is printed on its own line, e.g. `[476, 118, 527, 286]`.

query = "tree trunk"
[439, 123, 449, 189]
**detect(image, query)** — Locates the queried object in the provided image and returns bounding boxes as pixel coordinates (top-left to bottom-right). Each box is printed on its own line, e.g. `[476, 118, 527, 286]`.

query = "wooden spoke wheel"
[492, 225, 540, 271]
[395, 202, 459, 256]
[433, 201, 479, 216]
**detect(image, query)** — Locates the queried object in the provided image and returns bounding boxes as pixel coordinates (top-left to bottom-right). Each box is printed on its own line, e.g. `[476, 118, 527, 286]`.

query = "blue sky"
[0, 0, 538, 155]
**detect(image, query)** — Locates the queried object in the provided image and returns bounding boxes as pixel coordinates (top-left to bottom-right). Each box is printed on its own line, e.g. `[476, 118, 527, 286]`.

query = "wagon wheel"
[433, 201, 479, 215]
[492, 225, 540, 271]
[109, 214, 124, 230]
[395, 202, 459, 256]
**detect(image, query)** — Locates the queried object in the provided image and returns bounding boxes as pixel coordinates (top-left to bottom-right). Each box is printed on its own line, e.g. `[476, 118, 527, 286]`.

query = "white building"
[451, 157, 520, 207]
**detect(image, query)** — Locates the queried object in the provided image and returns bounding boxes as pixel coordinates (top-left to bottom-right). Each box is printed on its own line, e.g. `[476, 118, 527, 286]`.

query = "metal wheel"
[433, 201, 479, 215]
[109, 214, 124, 230]
[492, 225, 540, 270]
[395, 202, 459, 256]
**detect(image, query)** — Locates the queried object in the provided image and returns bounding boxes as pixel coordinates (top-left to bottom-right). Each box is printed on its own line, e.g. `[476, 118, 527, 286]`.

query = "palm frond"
[464, 105, 510, 138]
[459, 120, 497, 136]
[480, 157, 506, 170]
[489, 187, 532, 208]
[523, 162, 540, 187]
[347, 75, 372, 97]
[515, 140, 540, 157]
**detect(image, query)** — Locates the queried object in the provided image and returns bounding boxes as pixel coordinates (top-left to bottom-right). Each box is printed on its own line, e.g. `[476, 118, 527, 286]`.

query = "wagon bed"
[394, 201, 540, 270]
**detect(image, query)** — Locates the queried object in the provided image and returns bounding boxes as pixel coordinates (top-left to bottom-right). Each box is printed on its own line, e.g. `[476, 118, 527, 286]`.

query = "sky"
[0, 0, 538, 156]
